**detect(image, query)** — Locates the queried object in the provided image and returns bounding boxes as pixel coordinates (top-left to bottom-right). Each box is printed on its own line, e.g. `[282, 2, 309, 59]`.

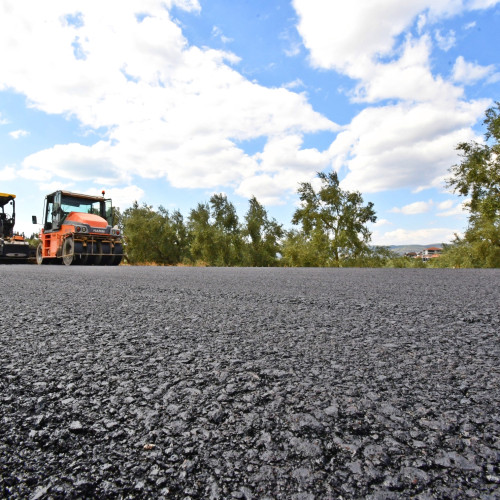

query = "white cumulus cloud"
[452, 56, 497, 85]
[9, 129, 30, 139]
[390, 200, 434, 215]
[97, 185, 145, 209]
[330, 99, 487, 193]
[293, 0, 499, 73]
[0, 0, 337, 205]
[291, 0, 495, 195]
[435, 29, 456, 51]
[373, 218, 393, 227]
[237, 135, 332, 205]
[436, 200, 469, 216]
[22, 142, 130, 186]
[349, 35, 463, 103]
[0, 166, 17, 181]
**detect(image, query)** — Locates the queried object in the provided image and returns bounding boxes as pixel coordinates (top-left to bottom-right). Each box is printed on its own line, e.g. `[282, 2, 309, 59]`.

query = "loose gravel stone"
[1, 266, 499, 498]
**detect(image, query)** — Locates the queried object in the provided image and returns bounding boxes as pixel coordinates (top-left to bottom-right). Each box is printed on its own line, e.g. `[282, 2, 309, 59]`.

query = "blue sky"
[1, 0, 499, 245]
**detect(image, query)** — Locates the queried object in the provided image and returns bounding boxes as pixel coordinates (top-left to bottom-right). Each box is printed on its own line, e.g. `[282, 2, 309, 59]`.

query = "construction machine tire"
[62, 237, 77, 266]
[90, 241, 103, 265]
[36, 243, 48, 265]
[100, 242, 113, 266]
[84, 242, 98, 265]
[111, 243, 123, 266]
[92, 254, 103, 266]
[111, 255, 123, 266]
[74, 241, 88, 265]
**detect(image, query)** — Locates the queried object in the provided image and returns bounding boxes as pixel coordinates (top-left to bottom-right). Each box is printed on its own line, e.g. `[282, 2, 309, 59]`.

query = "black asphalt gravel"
[1, 266, 499, 499]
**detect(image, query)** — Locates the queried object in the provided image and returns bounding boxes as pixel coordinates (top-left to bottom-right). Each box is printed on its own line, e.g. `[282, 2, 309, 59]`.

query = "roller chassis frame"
[37, 232, 124, 266]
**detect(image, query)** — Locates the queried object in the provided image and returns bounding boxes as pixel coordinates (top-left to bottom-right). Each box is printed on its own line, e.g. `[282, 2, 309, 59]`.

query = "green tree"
[280, 228, 330, 267]
[27, 232, 41, 253]
[187, 194, 243, 266]
[449, 103, 500, 219]
[292, 171, 377, 266]
[344, 246, 399, 268]
[445, 102, 500, 267]
[169, 208, 191, 263]
[122, 202, 189, 264]
[210, 193, 243, 266]
[243, 196, 283, 266]
[188, 202, 218, 265]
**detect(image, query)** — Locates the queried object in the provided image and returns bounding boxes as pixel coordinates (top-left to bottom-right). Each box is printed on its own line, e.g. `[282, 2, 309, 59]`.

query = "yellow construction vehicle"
[0, 193, 31, 263]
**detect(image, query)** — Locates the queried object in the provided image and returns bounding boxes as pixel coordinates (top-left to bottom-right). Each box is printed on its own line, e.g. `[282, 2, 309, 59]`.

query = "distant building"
[419, 246, 443, 261]
[404, 251, 418, 258]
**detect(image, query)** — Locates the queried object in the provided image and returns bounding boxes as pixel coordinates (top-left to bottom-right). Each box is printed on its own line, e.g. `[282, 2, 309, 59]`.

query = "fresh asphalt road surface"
[1, 266, 499, 499]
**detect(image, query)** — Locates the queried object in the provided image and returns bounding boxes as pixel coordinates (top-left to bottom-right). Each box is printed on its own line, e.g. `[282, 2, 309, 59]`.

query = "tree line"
[119, 172, 392, 267]
[119, 103, 499, 268]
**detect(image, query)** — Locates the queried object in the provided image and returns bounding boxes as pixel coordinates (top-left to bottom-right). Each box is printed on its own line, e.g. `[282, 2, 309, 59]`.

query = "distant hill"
[388, 244, 446, 255]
